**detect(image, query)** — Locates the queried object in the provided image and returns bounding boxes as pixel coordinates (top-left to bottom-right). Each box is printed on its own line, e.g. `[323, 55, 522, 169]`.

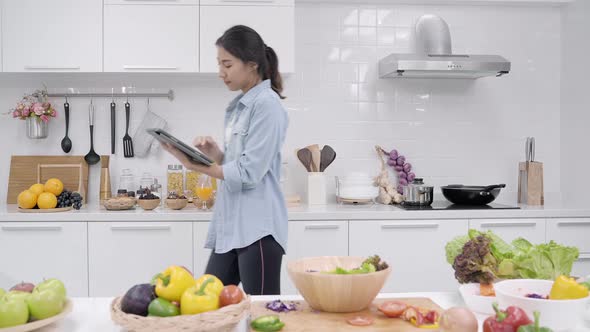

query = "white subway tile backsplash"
[359, 8, 377, 27]
[358, 27, 377, 45]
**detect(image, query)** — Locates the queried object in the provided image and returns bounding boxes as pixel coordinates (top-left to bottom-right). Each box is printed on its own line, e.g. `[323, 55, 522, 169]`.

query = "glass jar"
[150, 178, 163, 204]
[167, 165, 184, 197]
[119, 169, 136, 193]
[185, 170, 201, 202]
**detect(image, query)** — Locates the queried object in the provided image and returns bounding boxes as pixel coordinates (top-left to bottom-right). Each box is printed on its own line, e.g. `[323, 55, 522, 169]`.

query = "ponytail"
[216, 25, 286, 99]
[264, 45, 285, 99]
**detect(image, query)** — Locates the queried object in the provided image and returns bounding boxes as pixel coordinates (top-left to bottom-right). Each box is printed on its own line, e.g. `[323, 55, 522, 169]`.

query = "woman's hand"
[161, 143, 224, 180]
[193, 136, 223, 164]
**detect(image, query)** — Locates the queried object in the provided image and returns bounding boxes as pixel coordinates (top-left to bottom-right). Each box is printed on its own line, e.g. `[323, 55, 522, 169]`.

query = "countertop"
[31, 292, 590, 332]
[1, 201, 590, 222]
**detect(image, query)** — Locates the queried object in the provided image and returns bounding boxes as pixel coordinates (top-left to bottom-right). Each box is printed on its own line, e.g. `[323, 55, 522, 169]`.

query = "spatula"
[320, 145, 336, 172]
[297, 148, 313, 172]
[123, 100, 134, 158]
[306, 144, 321, 172]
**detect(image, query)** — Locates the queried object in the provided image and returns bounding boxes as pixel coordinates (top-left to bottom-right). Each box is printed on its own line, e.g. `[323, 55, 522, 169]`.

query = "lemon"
[44, 178, 64, 196]
[17, 190, 37, 209]
[29, 183, 45, 196]
[37, 192, 57, 209]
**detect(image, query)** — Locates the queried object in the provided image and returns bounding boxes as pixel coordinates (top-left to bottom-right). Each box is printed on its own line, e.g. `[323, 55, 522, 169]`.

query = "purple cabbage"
[265, 300, 298, 313]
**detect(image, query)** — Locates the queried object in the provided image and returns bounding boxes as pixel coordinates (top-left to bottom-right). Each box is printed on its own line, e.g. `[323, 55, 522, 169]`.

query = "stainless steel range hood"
[379, 15, 511, 79]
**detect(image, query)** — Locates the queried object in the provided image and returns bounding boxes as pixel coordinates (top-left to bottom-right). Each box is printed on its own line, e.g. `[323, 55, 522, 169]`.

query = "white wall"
[0, 3, 562, 206]
[561, 0, 590, 207]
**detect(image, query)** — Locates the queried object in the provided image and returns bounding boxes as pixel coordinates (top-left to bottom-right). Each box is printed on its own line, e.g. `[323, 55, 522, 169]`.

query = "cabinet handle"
[123, 65, 178, 70]
[577, 253, 590, 261]
[1, 225, 62, 231]
[110, 225, 171, 231]
[24, 66, 81, 70]
[304, 224, 339, 230]
[381, 223, 439, 229]
[480, 222, 537, 228]
[219, 0, 276, 3]
[123, 0, 179, 1]
[557, 221, 590, 227]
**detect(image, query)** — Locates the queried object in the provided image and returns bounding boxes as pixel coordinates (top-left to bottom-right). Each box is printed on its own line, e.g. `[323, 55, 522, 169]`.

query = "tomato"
[346, 315, 374, 326]
[219, 285, 243, 307]
[378, 300, 408, 318]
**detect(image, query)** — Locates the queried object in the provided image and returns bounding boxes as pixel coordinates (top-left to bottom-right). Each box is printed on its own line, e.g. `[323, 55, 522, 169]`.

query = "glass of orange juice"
[196, 174, 213, 210]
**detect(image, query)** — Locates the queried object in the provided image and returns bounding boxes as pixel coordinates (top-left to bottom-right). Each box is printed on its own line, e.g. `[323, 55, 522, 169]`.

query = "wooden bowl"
[287, 256, 391, 313]
[104, 197, 135, 211]
[166, 198, 188, 210]
[137, 198, 160, 210]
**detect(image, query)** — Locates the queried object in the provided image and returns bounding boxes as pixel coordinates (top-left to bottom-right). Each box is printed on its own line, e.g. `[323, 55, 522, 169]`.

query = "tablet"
[147, 128, 214, 166]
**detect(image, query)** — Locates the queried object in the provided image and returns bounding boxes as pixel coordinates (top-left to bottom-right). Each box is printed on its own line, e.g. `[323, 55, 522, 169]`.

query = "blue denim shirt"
[205, 80, 289, 254]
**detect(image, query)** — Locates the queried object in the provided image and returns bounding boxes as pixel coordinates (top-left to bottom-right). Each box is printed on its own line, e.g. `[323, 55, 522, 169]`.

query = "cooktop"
[397, 201, 520, 211]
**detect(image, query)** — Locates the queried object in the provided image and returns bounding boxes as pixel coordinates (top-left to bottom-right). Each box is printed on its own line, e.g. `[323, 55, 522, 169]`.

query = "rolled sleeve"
[223, 97, 286, 193]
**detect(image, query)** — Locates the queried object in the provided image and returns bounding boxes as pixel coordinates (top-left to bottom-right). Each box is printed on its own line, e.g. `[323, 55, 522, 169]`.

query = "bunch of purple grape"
[57, 190, 83, 210]
[386, 149, 416, 194]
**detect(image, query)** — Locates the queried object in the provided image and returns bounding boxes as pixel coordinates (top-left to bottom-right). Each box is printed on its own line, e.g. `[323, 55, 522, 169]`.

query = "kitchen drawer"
[0, 222, 88, 296]
[105, 0, 199, 4]
[350, 219, 468, 292]
[469, 218, 546, 244]
[572, 254, 590, 279]
[281, 221, 348, 295]
[104, 4, 199, 72]
[547, 218, 590, 253]
[193, 222, 213, 277]
[88, 222, 193, 297]
[200, 0, 293, 6]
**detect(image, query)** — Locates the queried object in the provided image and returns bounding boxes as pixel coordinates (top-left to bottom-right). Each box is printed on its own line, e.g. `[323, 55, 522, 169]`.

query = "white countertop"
[2, 201, 590, 222]
[31, 292, 590, 332]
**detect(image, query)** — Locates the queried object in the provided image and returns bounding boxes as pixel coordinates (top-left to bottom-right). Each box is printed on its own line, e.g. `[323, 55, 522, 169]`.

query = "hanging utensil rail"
[47, 89, 174, 101]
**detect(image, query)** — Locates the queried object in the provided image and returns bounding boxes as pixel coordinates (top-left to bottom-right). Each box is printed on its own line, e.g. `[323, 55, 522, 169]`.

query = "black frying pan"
[441, 184, 506, 205]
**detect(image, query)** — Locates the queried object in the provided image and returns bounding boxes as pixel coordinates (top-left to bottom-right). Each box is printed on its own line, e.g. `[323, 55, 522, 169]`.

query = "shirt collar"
[225, 79, 271, 112]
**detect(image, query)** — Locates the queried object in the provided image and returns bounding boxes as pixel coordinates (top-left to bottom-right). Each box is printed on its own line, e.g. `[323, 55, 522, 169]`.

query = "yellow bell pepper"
[194, 274, 224, 297]
[155, 266, 195, 302]
[180, 277, 220, 315]
[549, 275, 589, 300]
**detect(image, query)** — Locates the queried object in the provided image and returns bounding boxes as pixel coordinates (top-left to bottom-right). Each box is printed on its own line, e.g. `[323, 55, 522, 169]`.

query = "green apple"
[5, 291, 31, 302]
[0, 297, 29, 328]
[26, 288, 64, 320]
[0, 288, 5, 297]
[35, 279, 66, 302]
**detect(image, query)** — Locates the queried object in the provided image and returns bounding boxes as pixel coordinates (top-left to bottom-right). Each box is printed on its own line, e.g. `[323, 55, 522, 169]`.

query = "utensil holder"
[518, 161, 544, 205]
[307, 172, 326, 205]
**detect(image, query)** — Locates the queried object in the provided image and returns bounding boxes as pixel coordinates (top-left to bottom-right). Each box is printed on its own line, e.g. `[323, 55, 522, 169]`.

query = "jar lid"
[168, 164, 183, 170]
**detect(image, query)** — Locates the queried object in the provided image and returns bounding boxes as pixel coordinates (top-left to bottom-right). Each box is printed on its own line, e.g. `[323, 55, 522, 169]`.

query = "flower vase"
[26, 116, 48, 139]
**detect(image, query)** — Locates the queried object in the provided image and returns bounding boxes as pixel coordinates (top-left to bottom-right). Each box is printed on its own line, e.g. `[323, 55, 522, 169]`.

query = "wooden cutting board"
[7, 156, 89, 204]
[250, 297, 443, 332]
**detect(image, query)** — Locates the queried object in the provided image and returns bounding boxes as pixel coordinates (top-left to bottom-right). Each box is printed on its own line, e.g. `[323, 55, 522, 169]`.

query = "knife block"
[518, 161, 544, 205]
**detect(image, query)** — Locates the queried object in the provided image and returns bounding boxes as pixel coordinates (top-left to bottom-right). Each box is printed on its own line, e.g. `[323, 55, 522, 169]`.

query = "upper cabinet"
[199, 0, 294, 73]
[104, 2, 199, 72]
[2, 0, 102, 72]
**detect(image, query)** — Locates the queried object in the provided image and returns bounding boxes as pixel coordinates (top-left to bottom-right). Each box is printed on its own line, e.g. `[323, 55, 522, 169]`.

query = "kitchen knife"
[110, 101, 116, 154]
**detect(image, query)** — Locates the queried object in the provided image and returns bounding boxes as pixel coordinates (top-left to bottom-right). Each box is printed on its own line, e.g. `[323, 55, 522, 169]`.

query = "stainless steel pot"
[403, 178, 434, 206]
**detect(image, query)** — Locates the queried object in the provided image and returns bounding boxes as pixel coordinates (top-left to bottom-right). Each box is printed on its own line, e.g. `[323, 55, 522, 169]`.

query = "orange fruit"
[17, 190, 37, 209]
[37, 192, 57, 209]
[44, 178, 64, 196]
[29, 183, 45, 196]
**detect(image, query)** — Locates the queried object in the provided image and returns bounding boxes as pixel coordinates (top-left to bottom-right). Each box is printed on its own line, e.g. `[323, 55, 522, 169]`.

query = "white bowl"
[495, 279, 590, 331]
[458, 283, 496, 315]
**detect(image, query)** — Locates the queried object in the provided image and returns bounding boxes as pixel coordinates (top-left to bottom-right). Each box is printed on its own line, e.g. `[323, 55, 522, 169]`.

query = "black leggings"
[204, 235, 285, 295]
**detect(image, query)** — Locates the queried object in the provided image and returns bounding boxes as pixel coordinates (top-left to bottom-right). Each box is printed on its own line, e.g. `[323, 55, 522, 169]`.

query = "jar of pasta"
[185, 170, 201, 203]
[167, 164, 184, 196]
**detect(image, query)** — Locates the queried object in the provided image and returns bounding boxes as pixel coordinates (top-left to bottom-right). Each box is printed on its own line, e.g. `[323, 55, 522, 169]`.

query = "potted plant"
[9, 89, 57, 139]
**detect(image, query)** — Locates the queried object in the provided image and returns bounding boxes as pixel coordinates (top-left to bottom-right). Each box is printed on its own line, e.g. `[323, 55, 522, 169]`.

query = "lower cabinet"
[88, 222, 193, 297]
[349, 219, 468, 292]
[469, 218, 546, 244]
[281, 221, 348, 295]
[193, 222, 213, 277]
[547, 218, 590, 278]
[0, 222, 88, 296]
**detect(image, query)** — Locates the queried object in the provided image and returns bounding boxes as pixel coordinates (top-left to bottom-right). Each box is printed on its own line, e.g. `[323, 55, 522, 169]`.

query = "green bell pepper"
[517, 312, 553, 332]
[251, 315, 285, 332]
[147, 298, 180, 317]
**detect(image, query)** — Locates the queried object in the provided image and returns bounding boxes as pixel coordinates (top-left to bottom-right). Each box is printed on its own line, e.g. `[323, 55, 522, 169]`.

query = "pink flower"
[22, 107, 31, 117]
[40, 115, 49, 123]
[12, 110, 21, 118]
[33, 103, 44, 115]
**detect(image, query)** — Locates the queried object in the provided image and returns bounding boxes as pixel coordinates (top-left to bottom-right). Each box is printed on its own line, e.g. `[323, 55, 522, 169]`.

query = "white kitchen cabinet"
[281, 221, 348, 294]
[547, 218, 590, 277]
[193, 222, 213, 277]
[201, 0, 293, 5]
[105, 0, 198, 4]
[0, 223, 88, 297]
[88, 222, 193, 297]
[2, 0, 102, 72]
[104, 4, 199, 72]
[350, 219, 468, 292]
[469, 218, 546, 244]
[199, 4, 294, 73]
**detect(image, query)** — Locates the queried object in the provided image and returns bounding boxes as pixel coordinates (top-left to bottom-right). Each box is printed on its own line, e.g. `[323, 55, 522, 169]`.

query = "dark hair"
[216, 25, 285, 99]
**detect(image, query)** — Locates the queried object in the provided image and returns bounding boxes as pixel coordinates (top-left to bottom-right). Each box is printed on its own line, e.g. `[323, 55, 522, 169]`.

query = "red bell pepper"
[483, 303, 532, 332]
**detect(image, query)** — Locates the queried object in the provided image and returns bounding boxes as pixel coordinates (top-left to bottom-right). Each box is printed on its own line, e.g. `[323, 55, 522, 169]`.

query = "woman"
[162, 25, 288, 295]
